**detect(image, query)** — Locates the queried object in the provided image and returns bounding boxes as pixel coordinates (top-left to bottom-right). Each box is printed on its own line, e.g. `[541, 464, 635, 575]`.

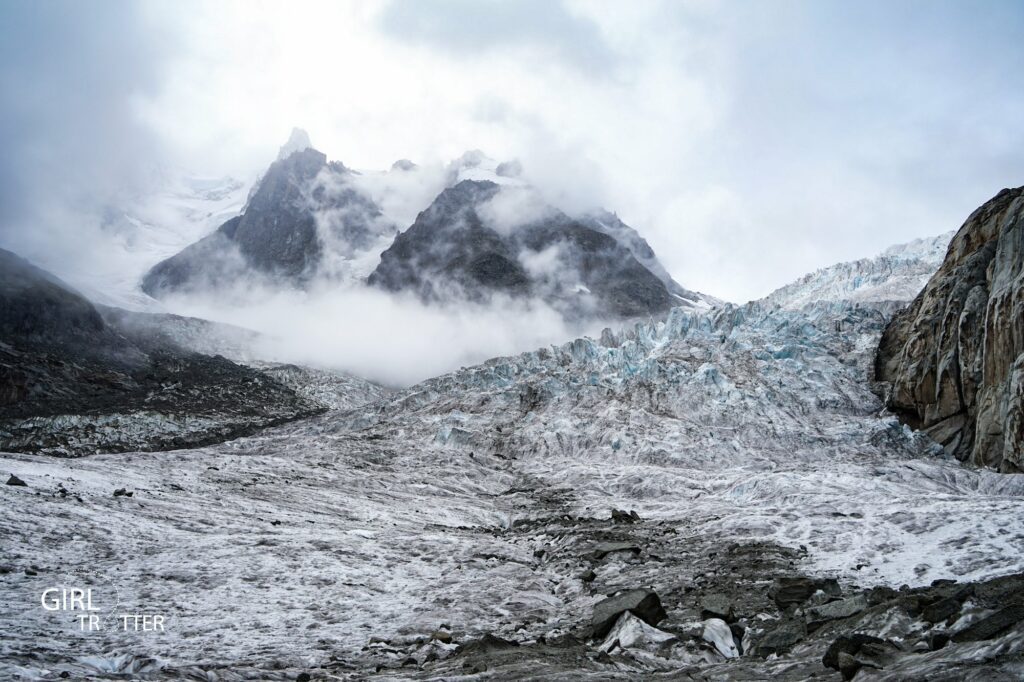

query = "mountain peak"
[277, 127, 313, 160]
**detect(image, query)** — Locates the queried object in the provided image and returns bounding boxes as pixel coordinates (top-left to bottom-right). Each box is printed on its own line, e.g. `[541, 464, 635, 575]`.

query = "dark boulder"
[700, 594, 736, 623]
[754, 619, 806, 657]
[456, 633, 519, 656]
[823, 634, 899, 680]
[591, 588, 667, 638]
[922, 596, 962, 623]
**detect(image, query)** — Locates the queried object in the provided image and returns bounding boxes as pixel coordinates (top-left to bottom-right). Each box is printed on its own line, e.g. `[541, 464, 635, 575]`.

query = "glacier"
[3, 289, 1023, 679]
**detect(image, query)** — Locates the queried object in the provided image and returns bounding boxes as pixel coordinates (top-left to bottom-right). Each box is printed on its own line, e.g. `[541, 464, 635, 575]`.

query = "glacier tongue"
[2, 298, 1024, 679]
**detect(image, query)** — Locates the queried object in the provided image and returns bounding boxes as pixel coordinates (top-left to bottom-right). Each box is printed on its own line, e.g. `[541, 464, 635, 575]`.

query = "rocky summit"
[142, 138, 394, 297]
[368, 180, 694, 320]
[877, 186, 1024, 472]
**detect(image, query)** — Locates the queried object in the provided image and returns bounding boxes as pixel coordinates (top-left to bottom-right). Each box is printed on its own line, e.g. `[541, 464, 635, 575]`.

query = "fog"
[165, 283, 597, 387]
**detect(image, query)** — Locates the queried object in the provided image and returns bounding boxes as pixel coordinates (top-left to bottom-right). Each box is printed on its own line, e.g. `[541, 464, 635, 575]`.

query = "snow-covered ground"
[3, 295, 1023, 679]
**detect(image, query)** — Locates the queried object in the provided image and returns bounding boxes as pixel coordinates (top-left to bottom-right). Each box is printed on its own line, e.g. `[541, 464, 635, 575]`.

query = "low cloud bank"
[165, 282, 601, 387]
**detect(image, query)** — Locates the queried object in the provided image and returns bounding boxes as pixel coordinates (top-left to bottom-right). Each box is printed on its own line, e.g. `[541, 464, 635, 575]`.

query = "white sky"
[3, 0, 1023, 302]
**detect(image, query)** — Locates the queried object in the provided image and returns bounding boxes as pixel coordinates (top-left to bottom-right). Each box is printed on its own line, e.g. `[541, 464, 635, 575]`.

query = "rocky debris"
[112, 488, 133, 498]
[701, 618, 739, 658]
[0, 248, 323, 456]
[876, 185, 1024, 471]
[952, 605, 1024, 642]
[770, 576, 841, 609]
[367, 180, 682, 320]
[586, 541, 641, 562]
[455, 633, 519, 656]
[5, 474, 27, 487]
[430, 629, 453, 644]
[579, 569, 596, 583]
[823, 634, 899, 680]
[700, 593, 736, 622]
[591, 588, 667, 638]
[610, 508, 641, 523]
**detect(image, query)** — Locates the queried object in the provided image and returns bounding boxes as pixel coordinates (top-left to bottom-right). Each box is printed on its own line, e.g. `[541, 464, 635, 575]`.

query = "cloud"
[0, 1, 174, 283]
[377, 0, 618, 73]
[164, 281, 599, 386]
[477, 186, 556, 236]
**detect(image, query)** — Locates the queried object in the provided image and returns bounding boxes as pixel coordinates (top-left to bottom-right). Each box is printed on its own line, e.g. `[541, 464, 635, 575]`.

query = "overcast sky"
[2, 0, 1023, 302]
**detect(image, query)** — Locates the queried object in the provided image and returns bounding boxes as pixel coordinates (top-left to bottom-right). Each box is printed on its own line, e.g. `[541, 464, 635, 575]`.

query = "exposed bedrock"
[876, 186, 1024, 472]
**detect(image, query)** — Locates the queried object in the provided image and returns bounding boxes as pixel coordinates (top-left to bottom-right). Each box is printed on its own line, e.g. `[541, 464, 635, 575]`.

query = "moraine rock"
[770, 576, 841, 609]
[591, 588, 667, 638]
[952, 605, 1024, 642]
[876, 186, 1024, 471]
[700, 594, 736, 623]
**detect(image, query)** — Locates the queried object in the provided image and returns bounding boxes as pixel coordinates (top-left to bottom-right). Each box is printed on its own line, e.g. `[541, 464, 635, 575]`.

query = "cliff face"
[876, 186, 1024, 472]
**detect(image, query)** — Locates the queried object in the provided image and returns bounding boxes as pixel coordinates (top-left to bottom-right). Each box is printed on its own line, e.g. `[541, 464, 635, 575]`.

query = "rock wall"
[876, 186, 1024, 472]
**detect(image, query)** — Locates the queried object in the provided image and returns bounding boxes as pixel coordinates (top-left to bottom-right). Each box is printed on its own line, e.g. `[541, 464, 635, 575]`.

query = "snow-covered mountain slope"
[75, 172, 249, 310]
[4, 297, 1023, 679]
[142, 143, 396, 298]
[762, 231, 954, 309]
[581, 209, 719, 309]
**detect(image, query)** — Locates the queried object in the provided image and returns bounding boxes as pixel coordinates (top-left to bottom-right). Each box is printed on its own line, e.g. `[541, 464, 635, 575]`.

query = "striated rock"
[952, 605, 1024, 642]
[921, 596, 962, 623]
[876, 186, 1024, 471]
[591, 588, 667, 638]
